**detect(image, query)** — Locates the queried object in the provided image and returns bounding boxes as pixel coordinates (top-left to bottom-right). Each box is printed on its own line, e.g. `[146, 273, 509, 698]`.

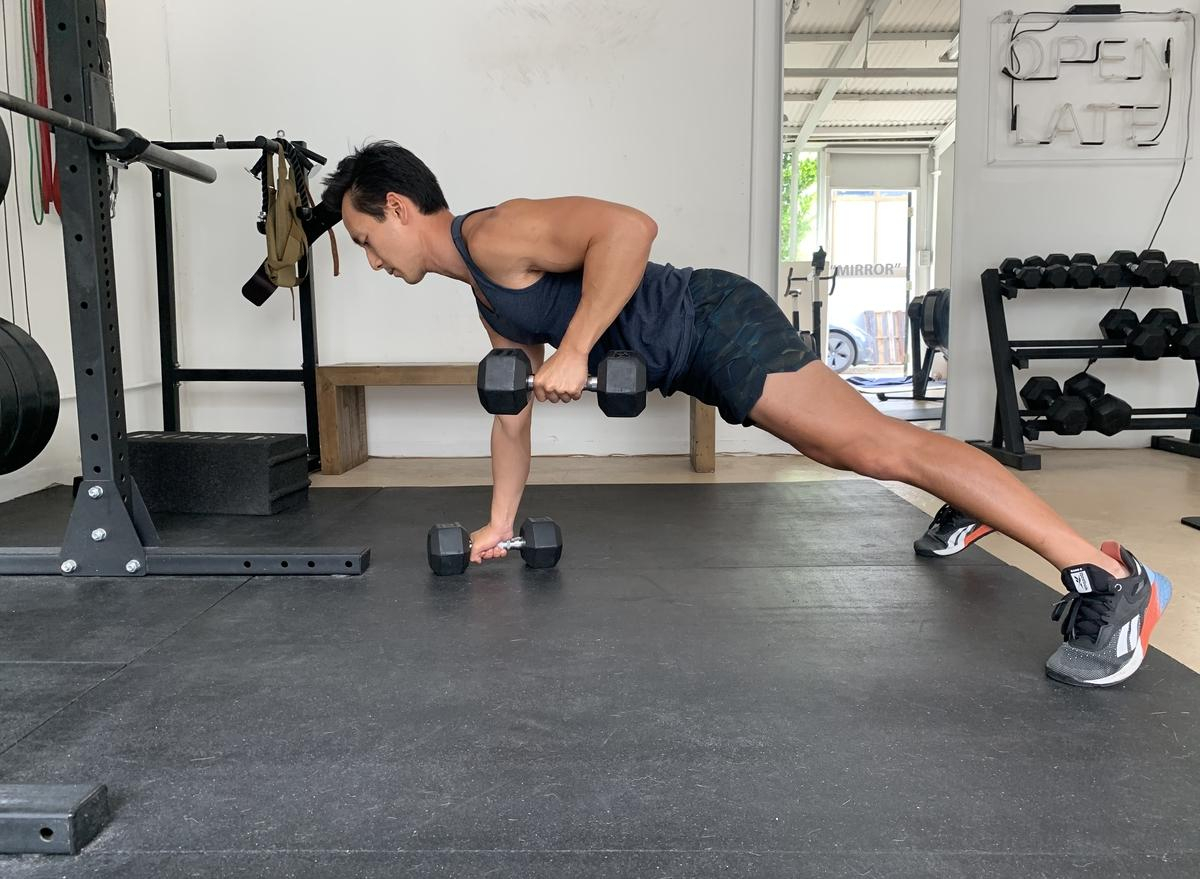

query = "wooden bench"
[316, 363, 716, 475]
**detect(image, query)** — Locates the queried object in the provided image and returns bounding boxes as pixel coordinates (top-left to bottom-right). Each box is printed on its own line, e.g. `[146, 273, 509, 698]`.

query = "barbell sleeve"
[0, 88, 217, 183]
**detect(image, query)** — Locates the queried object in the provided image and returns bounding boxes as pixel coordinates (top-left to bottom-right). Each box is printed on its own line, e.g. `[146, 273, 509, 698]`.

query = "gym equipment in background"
[971, 248, 1200, 472]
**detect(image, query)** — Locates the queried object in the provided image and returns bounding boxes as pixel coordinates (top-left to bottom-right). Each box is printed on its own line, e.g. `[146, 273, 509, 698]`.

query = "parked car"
[825, 322, 878, 373]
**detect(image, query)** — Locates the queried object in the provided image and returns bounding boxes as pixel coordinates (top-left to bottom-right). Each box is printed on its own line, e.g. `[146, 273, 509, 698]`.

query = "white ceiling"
[782, 0, 959, 147]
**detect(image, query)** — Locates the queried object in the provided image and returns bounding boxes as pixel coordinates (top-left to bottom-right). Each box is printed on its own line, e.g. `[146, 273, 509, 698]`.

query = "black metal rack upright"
[971, 266, 1200, 474]
[0, 0, 368, 577]
[150, 139, 325, 470]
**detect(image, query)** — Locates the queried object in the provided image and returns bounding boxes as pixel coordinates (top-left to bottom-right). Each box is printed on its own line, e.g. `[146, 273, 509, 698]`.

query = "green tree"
[780, 151, 818, 260]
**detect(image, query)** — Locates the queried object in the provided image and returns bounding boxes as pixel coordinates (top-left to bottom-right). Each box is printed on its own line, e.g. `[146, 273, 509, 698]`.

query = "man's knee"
[836, 432, 913, 482]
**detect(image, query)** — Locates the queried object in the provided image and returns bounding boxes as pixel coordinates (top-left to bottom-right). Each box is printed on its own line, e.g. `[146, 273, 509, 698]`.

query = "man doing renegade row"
[322, 141, 1171, 689]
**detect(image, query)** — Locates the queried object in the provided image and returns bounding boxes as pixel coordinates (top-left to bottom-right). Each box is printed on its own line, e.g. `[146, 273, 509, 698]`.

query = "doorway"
[827, 188, 914, 379]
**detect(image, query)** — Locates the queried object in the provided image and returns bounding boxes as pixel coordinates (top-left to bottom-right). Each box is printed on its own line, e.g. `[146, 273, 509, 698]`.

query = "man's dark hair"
[321, 141, 448, 219]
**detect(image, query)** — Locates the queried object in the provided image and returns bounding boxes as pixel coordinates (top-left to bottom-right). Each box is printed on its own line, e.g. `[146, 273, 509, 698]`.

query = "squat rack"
[0, 0, 368, 578]
[148, 137, 326, 471]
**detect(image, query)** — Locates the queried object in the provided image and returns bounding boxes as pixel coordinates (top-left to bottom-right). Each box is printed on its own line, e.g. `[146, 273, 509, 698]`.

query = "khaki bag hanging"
[264, 144, 307, 289]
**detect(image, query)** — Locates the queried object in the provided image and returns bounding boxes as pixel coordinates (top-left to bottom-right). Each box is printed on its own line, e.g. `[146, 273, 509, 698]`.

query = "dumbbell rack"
[971, 264, 1200, 473]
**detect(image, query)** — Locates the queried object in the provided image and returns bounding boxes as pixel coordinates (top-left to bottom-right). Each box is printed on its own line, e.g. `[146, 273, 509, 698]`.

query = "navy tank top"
[451, 208, 695, 392]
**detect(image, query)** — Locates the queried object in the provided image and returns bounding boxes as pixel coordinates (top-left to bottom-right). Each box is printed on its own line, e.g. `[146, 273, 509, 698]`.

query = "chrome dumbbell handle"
[524, 376, 600, 392]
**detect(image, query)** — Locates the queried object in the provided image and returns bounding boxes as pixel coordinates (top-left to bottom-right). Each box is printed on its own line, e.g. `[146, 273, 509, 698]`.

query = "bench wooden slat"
[316, 363, 717, 475]
[319, 364, 476, 387]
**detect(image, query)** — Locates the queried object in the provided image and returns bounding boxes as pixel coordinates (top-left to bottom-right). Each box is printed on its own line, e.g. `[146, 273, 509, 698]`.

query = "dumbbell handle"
[525, 376, 600, 392]
[492, 537, 528, 551]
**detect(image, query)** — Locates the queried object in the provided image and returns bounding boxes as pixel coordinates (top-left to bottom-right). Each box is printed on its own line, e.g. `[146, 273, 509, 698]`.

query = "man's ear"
[386, 192, 408, 223]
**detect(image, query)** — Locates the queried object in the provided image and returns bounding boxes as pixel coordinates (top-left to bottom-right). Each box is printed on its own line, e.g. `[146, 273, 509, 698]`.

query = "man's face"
[341, 193, 426, 284]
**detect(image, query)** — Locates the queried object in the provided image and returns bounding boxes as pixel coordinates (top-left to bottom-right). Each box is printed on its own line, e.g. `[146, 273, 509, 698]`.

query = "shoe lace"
[930, 504, 960, 530]
[1051, 592, 1116, 643]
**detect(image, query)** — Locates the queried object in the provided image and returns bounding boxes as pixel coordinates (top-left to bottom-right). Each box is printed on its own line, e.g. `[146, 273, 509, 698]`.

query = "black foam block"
[127, 431, 309, 516]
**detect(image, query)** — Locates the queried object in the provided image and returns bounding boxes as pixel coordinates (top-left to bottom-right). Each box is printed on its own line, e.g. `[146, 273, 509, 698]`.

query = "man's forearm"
[490, 416, 532, 529]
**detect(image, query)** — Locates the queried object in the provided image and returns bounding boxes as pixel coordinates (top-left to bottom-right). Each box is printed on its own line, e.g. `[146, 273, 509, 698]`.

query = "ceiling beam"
[783, 0, 804, 34]
[784, 90, 956, 103]
[931, 120, 957, 156]
[786, 67, 958, 78]
[785, 124, 945, 137]
[789, 0, 897, 150]
[786, 30, 956, 44]
[939, 34, 960, 62]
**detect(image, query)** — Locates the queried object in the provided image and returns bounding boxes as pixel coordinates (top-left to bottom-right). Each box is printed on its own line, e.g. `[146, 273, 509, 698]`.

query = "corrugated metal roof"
[812, 99, 956, 126]
[785, 0, 959, 34]
[782, 0, 958, 137]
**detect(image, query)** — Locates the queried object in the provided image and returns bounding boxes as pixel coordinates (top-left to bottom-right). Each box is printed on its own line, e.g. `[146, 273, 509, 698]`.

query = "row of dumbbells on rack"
[1021, 374, 1131, 437]
[1099, 307, 1200, 361]
[999, 250, 1199, 291]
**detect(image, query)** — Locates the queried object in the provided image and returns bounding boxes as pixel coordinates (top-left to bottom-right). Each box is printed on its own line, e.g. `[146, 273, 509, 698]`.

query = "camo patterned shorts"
[671, 268, 818, 427]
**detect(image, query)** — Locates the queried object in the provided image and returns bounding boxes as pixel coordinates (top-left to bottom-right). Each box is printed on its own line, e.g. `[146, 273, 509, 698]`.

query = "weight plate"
[0, 319, 59, 475]
[0, 116, 11, 204]
[919, 289, 951, 353]
[934, 289, 950, 350]
[3, 320, 60, 461]
[0, 342, 20, 461]
[0, 323, 43, 473]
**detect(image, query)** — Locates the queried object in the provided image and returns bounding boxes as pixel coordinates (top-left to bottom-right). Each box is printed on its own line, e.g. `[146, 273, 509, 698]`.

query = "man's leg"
[747, 361, 1126, 577]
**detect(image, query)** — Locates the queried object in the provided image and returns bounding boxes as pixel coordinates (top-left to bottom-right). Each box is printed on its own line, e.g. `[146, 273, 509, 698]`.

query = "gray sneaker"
[1046, 543, 1172, 688]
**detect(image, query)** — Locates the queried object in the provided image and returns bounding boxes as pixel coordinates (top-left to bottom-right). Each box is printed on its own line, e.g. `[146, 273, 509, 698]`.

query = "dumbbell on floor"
[478, 348, 647, 417]
[427, 516, 563, 575]
[1062, 373, 1133, 436]
[1020, 376, 1088, 435]
[1143, 308, 1200, 360]
[1099, 308, 1168, 360]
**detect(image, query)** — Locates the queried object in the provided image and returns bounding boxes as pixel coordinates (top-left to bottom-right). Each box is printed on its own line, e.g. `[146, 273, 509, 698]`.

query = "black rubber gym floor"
[1, 481, 1197, 878]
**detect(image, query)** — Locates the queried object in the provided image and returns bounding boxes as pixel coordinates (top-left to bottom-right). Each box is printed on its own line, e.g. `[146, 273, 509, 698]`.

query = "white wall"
[932, 142, 955, 290]
[948, 1, 1200, 447]
[153, 0, 793, 458]
[0, 0, 171, 502]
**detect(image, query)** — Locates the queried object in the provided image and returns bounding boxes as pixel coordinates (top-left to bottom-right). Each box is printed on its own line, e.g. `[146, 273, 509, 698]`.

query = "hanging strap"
[263, 144, 307, 289]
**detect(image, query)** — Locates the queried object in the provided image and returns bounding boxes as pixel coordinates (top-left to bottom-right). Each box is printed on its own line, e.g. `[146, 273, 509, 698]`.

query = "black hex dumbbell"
[1136, 249, 1170, 287]
[1143, 308, 1200, 360]
[427, 516, 563, 576]
[1062, 373, 1133, 436]
[1020, 376, 1088, 436]
[1099, 308, 1168, 360]
[1067, 253, 1098, 289]
[1166, 259, 1200, 288]
[477, 348, 647, 417]
[1040, 253, 1070, 288]
[1110, 249, 1168, 288]
[999, 257, 1024, 280]
[1093, 255, 1124, 288]
[1016, 256, 1047, 289]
